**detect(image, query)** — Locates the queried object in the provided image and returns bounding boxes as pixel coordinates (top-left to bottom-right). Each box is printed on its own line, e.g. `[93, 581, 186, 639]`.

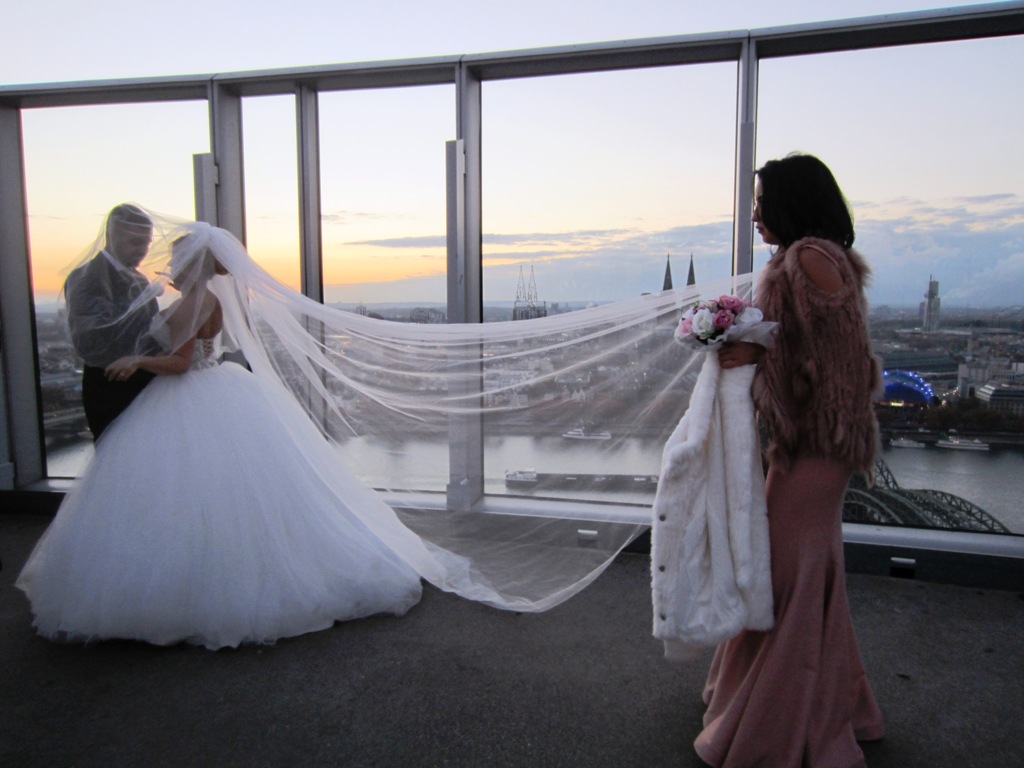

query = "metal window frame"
[1, 2, 1022, 564]
[0, 104, 42, 488]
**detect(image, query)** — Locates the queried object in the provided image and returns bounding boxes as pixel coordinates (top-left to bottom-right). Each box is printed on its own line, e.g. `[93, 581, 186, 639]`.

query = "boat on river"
[936, 436, 990, 451]
[504, 468, 539, 485]
[890, 437, 927, 448]
[562, 426, 611, 440]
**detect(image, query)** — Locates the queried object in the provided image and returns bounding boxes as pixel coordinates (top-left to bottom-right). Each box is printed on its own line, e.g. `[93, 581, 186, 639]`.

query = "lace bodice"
[191, 337, 218, 371]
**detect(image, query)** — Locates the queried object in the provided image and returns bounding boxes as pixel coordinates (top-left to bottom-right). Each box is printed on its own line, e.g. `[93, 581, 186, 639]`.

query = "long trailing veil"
[60, 207, 756, 612]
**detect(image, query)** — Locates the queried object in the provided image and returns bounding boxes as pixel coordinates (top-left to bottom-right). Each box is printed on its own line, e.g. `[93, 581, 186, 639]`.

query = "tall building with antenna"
[920, 275, 941, 332]
[512, 265, 547, 321]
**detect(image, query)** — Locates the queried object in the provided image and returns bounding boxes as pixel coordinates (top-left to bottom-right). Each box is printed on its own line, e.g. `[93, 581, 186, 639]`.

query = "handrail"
[1, 2, 1021, 107]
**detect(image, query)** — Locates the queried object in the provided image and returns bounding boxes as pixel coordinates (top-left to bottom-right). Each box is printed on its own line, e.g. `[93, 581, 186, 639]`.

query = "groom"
[65, 204, 160, 440]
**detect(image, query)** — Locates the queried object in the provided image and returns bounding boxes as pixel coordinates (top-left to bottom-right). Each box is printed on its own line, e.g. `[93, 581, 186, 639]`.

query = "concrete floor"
[2, 512, 1022, 768]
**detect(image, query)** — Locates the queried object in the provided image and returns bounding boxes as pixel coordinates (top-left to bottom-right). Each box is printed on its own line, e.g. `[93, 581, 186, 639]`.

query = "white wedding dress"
[16, 342, 425, 650]
[20, 215, 752, 637]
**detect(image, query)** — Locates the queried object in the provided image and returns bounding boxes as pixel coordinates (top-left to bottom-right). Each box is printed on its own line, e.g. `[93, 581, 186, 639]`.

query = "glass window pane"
[319, 85, 453, 309]
[481, 64, 737, 506]
[318, 85, 454, 492]
[242, 95, 301, 289]
[23, 101, 209, 478]
[483, 64, 738, 315]
[758, 36, 1024, 534]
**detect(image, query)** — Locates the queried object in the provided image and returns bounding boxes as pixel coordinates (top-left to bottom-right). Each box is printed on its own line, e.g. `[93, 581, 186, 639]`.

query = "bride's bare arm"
[105, 291, 224, 381]
[104, 339, 196, 380]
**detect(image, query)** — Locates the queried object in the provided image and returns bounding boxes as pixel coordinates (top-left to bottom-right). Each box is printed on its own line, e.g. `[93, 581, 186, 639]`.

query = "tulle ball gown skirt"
[17, 362, 423, 650]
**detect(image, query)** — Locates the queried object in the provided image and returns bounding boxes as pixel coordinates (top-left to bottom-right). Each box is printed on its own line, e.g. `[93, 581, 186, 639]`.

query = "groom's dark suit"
[65, 252, 159, 440]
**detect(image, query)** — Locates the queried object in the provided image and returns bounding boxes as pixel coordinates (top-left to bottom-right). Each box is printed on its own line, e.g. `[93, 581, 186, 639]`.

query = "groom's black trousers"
[81, 365, 155, 441]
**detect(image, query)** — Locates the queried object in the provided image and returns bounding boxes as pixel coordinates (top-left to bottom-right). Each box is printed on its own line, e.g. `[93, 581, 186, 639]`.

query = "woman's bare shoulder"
[795, 243, 844, 294]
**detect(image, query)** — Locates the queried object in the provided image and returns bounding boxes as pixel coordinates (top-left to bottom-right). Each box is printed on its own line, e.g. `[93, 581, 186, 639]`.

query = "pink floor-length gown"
[694, 456, 884, 768]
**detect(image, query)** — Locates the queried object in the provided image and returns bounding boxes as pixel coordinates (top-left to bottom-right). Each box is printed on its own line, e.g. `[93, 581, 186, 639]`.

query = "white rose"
[691, 307, 717, 337]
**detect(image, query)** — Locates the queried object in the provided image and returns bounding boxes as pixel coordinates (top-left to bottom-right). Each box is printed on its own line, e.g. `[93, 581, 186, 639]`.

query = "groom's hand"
[105, 356, 141, 382]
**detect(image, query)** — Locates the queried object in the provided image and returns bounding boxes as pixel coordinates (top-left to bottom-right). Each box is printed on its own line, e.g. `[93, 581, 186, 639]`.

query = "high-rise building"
[920, 275, 941, 332]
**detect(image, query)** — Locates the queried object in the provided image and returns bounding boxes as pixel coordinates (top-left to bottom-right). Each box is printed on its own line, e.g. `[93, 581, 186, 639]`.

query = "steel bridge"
[844, 459, 1010, 533]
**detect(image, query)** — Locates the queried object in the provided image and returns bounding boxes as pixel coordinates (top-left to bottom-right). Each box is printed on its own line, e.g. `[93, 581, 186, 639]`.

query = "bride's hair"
[170, 235, 217, 286]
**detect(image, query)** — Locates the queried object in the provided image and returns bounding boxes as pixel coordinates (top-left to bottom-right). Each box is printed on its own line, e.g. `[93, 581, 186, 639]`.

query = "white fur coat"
[650, 352, 774, 662]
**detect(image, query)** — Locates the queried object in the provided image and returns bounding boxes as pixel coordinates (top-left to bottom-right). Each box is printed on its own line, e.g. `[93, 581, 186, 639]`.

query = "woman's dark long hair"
[756, 153, 855, 249]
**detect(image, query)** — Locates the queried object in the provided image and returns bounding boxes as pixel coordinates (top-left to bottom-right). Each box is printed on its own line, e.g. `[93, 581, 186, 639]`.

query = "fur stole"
[752, 237, 882, 479]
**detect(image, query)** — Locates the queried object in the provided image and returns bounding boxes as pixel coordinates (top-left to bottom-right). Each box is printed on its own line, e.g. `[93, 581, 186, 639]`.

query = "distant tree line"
[918, 399, 1024, 433]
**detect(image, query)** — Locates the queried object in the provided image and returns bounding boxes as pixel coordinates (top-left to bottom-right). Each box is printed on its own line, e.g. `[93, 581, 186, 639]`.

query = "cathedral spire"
[687, 253, 696, 286]
[514, 265, 528, 303]
[662, 253, 673, 291]
[512, 264, 547, 321]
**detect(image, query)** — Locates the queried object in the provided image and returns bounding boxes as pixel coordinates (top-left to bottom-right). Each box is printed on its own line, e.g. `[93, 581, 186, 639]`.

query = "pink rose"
[679, 317, 694, 336]
[713, 309, 735, 330]
[718, 294, 747, 313]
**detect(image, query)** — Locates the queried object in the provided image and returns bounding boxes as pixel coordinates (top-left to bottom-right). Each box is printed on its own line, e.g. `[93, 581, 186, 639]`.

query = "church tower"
[512, 265, 547, 321]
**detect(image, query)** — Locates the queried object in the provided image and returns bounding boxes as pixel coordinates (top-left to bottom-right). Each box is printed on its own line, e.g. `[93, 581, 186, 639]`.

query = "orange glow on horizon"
[31, 237, 453, 299]
[229, 244, 452, 292]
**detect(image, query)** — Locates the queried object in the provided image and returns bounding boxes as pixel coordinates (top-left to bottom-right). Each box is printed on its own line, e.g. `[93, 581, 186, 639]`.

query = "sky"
[2, 1, 985, 85]
[4, 0, 1022, 310]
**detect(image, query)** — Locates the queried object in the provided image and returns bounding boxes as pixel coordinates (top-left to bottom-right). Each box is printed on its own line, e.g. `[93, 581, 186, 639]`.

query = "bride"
[17, 226, 438, 649]
[18, 209, 745, 650]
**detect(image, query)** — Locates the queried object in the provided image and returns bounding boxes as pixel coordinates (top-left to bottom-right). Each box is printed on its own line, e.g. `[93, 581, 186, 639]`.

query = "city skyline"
[315, 190, 1024, 308]
[5, 2, 1022, 310]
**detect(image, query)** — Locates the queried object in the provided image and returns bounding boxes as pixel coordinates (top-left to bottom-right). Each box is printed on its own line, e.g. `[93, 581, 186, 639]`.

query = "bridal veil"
[60, 207, 755, 612]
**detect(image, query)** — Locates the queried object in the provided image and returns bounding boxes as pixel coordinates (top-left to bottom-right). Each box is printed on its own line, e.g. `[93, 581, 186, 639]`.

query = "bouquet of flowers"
[675, 294, 772, 347]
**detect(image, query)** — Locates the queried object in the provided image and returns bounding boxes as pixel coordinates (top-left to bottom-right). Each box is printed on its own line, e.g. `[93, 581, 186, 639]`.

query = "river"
[47, 435, 1024, 534]
[878, 443, 1024, 532]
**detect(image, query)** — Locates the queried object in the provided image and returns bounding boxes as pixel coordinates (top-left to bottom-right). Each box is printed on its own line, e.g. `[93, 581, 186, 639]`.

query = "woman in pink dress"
[706, 153, 885, 767]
